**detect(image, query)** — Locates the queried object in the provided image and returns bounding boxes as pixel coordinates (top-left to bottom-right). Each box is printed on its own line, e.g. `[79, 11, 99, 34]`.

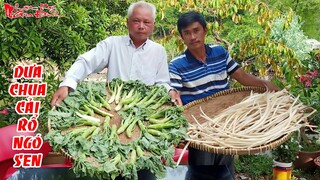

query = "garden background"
[0, 0, 319, 179]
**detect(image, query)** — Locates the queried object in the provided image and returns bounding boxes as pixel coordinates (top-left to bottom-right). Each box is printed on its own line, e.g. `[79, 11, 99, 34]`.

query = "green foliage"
[154, 7, 181, 37]
[268, 15, 319, 122]
[0, 63, 13, 100]
[284, 49, 320, 127]
[261, 0, 320, 40]
[235, 154, 273, 179]
[270, 15, 312, 62]
[41, 1, 127, 71]
[219, 10, 269, 75]
[0, 59, 61, 130]
[300, 134, 320, 152]
[0, 107, 21, 128]
[272, 132, 300, 163]
[293, 168, 320, 179]
[0, 61, 21, 128]
[222, 11, 265, 44]
[0, 1, 318, 179]
[0, 0, 128, 72]
[0, 0, 129, 128]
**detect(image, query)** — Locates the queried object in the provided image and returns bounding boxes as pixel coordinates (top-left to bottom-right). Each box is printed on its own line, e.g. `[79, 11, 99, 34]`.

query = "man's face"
[127, 7, 154, 43]
[180, 22, 207, 50]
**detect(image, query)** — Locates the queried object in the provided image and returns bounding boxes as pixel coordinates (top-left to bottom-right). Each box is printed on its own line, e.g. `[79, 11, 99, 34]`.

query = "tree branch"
[212, 31, 235, 52]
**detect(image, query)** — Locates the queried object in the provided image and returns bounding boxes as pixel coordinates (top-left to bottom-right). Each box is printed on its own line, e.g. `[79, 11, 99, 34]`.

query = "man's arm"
[153, 49, 183, 106]
[154, 48, 172, 90]
[168, 62, 184, 106]
[50, 39, 111, 107]
[60, 40, 111, 90]
[231, 68, 281, 91]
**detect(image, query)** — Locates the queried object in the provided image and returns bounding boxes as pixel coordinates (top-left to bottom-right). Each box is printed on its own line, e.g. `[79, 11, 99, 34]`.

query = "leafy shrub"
[270, 15, 312, 62]
[0, 0, 129, 128]
[269, 14, 319, 127]
[287, 50, 320, 128]
[272, 132, 300, 163]
[0, 0, 128, 71]
[235, 154, 273, 179]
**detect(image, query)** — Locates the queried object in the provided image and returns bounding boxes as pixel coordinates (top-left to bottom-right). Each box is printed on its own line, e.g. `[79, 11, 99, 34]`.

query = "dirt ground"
[84, 68, 108, 82]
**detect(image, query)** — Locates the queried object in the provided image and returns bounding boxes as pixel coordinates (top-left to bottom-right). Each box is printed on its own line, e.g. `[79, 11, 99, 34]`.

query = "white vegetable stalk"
[75, 111, 101, 124]
[187, 90, 316, 149]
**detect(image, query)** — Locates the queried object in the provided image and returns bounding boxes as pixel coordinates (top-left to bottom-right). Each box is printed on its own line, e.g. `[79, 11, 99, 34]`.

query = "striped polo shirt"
[169, 44, 240, 105]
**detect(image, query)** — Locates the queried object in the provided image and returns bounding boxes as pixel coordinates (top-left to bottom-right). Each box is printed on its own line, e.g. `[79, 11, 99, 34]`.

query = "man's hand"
[50, 86, 69, 107]
[231, 68, 281, 92]
[263, 80, 281, 92]
[169, 89, 183, 106]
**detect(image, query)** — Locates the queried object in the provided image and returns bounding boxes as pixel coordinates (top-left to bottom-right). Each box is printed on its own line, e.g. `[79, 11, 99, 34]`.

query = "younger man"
[169, 11, 280, 178]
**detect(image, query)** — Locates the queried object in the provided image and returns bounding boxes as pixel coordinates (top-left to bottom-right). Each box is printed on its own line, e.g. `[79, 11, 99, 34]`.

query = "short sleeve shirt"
[169, 44, 240, 105]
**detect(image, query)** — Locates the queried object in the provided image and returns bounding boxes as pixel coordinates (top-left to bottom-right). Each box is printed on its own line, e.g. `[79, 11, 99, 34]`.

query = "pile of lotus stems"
[187, 90, 316, 149]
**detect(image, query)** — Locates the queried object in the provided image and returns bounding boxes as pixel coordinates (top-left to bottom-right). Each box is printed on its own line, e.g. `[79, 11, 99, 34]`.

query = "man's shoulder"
[207, 44, 227, 54]
[207, 44, 221, 48]
[102, 35, 126, 42]
[96, 36, 129, 48]
[170, 52, 187, 65]
[147, 39, 165, 49]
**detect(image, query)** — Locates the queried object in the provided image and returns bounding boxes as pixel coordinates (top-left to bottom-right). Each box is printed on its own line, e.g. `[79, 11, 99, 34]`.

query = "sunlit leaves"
[154, 0, 308, 86]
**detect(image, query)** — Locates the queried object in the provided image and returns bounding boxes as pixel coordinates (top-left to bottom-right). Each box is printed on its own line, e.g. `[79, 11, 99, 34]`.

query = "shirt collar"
[126, 35, 148, 50]
[185, 44, 211, 63]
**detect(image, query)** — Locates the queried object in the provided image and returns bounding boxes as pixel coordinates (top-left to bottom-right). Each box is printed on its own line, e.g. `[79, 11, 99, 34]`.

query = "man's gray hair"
[127, 1, 156, 21]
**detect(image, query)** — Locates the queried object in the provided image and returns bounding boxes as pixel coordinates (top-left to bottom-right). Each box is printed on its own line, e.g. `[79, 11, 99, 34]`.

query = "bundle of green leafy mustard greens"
[45, 78, 188, 180]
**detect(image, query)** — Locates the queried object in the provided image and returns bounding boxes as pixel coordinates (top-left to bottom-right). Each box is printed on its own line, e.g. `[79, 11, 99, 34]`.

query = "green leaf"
[2, 51, 9, 59]
[24, 53, 33, 58]
[9, 48, 17, 58]
[36, 52, 44, 57]
[7, 28, 17, 33]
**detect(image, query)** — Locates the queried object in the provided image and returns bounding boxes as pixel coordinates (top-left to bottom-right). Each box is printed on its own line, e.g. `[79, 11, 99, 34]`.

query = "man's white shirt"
[60, 35, 171, 91]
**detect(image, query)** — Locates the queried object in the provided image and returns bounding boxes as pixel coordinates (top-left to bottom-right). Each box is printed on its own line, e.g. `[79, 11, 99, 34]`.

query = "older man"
[51, 1, 181, 107]
[50, 1, 180, 180]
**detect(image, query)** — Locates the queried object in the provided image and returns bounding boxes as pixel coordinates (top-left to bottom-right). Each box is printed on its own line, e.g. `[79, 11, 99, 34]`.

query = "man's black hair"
[177, 11, 207, 35]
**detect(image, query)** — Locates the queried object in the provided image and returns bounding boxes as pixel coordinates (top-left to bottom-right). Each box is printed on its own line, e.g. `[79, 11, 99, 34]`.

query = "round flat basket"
[183, 87, 293, 155]
[47, 118, 72, 160]
[47, 100, 152, 165]
[46, 80, 188, 179]
[47, 101, 142, 164]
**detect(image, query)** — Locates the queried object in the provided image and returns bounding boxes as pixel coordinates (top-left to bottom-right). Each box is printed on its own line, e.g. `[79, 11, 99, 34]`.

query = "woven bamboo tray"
[46, 81, 188, 179]
[47, 96, 146, 166]
[183, 87, 293, 155]
[47, 84, 145, 164]
[47, 121, 101, 165]
[47, 89, 138, 156]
